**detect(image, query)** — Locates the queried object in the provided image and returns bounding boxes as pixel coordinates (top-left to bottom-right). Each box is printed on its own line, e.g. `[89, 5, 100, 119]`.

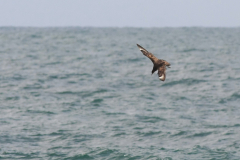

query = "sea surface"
[0, 27, 240, 160]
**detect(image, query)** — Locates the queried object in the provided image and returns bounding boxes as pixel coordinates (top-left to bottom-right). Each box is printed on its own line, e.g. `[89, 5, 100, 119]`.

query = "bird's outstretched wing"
[158, 66, 166, 81]
[137, 44, 158, 63]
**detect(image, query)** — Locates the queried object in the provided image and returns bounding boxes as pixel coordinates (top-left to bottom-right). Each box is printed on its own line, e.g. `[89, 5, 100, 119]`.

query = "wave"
[135, 115, 166, 123]
[64, 154, 94, 160]
[179, 48, 206, 53]
[56, 88, 108, 98]
[219, 92, 240, 103]
[162, 78, 206, 87]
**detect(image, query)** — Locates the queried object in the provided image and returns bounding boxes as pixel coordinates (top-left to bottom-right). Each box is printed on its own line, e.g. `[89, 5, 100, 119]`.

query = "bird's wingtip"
[136, 44, 142, 49]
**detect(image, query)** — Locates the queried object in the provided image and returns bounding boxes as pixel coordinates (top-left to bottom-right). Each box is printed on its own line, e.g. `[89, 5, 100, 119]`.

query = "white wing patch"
[159, 74, 165, 81]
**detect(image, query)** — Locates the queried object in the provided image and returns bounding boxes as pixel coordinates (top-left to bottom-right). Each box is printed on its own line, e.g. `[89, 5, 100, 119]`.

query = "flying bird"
[137, 44, 171, 81]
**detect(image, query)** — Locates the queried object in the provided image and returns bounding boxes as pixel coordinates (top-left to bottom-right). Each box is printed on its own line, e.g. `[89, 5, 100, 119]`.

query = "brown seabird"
[137, 44, 171, 81]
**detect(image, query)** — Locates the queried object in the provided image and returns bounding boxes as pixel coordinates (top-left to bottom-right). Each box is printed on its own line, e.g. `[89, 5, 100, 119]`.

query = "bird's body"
[137, 44, 171, 81]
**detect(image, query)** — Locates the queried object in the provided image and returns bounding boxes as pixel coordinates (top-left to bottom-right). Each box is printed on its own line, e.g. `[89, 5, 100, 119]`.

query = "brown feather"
[158, 66, 166, 81]
[137, 44, 158, 63]
[136, 44, 171, 81]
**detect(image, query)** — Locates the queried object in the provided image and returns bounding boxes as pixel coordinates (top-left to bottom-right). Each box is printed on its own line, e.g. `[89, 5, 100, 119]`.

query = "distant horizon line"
[0, 26, 240, 28]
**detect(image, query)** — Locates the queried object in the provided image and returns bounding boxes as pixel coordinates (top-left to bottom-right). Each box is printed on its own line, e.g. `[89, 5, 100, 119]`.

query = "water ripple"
[1, 27, 240, 159]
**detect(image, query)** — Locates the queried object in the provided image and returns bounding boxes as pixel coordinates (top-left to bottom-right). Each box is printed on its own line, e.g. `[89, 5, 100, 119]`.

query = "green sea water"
[0, 27, 240, 159]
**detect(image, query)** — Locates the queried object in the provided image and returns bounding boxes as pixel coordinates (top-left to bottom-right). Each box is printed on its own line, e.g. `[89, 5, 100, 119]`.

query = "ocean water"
[0, 27, 240, 160]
